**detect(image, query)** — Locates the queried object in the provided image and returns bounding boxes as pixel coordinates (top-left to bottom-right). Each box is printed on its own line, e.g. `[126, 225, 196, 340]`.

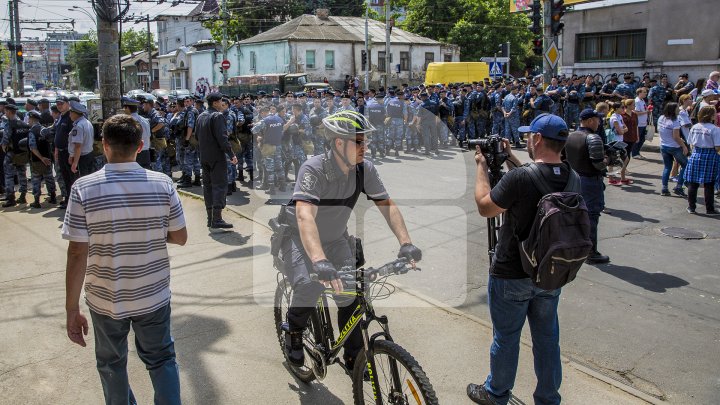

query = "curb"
[176, 186, 663, 404]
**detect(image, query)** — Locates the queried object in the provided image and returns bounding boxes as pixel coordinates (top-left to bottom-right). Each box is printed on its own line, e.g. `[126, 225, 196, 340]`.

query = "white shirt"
[69, 116, 95, 157]
[634, 97, 648, 127]
[131, 112, 151, 151]
[609, 113, 625, 141]
[687, 123, 720, 148]
[678, 109, 692, 139]
[658, 116, 681, 148]
[61, 163, 186, 319]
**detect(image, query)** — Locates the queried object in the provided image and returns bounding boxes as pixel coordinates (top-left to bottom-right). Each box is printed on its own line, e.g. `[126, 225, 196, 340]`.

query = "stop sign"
[221, 60, 231, 70]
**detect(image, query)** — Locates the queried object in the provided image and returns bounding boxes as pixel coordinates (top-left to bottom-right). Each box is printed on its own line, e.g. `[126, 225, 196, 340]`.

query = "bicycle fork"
[361, 314, 400, 405]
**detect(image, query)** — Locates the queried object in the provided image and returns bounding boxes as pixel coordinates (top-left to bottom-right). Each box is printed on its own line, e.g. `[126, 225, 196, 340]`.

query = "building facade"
[121, 51, 160, 92]
[156, 0, 216, 56]
[560, 0, 720, 81]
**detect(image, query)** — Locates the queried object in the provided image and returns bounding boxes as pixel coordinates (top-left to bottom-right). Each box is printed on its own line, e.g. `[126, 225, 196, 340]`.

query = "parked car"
[168, 89, 190, 101]
[152, 89, 169, 99]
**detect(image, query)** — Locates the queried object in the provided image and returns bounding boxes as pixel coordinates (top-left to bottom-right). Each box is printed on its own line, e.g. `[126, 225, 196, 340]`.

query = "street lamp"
[68, 6, 96, 21]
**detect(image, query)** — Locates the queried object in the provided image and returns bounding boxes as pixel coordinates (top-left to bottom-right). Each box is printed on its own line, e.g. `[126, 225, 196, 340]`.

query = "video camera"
[605, 141, 628, 167]
[468, 134, 509, 171]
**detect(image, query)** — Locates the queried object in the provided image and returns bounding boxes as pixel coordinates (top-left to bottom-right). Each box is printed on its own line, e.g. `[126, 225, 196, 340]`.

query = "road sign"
[544, 41, 560, 69]
[221, 60, 231, 70]
[481, 57, 509, 64]
[489, 62, 504, 78]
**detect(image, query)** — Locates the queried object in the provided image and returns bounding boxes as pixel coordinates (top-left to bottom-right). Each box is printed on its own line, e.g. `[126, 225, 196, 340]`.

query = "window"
[378, 51, 392, 72]
[250, 51, 256, 71]
[424, 52, 434, 70]
[400, 52, 410, 71]
[576, 30, 646, 62]
[325, 50, 335, 69]
[444, 53, 453, 62]
[306, 50, 316, 69]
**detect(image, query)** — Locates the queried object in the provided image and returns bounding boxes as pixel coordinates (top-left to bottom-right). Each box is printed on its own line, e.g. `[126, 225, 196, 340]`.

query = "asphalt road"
[220, 140, 720, 404]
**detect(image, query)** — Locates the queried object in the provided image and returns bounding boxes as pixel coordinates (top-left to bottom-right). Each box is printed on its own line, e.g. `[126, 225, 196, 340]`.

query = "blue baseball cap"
[518, 113, 569, 141]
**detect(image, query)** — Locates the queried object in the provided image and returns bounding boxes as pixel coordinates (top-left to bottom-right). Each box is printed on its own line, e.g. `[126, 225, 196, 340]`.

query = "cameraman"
[468, 114, 570, 405]
[565, 109, 611, 264]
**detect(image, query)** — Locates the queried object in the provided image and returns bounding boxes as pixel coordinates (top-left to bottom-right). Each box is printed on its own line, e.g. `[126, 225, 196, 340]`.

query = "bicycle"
[273, 257, 439, 405]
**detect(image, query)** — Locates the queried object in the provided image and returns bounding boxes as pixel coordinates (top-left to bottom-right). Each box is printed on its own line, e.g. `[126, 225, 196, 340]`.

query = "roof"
[238, 14, 440, 46]
[156, 0, 218, 17]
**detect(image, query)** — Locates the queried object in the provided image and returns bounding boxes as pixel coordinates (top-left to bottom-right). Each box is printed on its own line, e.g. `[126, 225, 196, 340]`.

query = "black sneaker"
[706, 210, 719, 216]
[467, 383, 497, 405]
[285, 331, 305, 367]
[673, 188, 687, 197]
[586, 251, 610, 264]
[686, 207, 696, 214]
[661, 189, 671, 196]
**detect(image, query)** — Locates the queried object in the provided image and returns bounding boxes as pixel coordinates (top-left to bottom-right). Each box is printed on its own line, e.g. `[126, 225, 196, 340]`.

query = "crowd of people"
[2, 70, 719, 215]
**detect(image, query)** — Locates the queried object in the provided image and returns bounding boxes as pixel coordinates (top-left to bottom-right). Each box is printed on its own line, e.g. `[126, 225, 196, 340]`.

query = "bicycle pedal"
[280, 322, 290, 332]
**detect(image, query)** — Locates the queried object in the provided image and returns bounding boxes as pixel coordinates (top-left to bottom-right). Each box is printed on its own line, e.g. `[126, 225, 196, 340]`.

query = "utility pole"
[506, 41, 511, 77]
[12, 0, 23, 95]
[146, 15, 153, 91]
[8, 1, 17, 95]
[364, 5, 369, 90]
[97, 0, 122, 119]
[221, 0, 228, 85]
[384, 0, 391, 90]
[543, 0, 552, 87]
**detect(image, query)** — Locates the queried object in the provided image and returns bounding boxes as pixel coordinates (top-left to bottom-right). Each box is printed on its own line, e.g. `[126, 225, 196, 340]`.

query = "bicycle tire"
[273, 278, 317, 383]
[352, 339, 438, 405]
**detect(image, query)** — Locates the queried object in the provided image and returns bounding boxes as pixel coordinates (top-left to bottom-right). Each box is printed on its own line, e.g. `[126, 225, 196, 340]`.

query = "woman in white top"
[683, 106, 720, 214]
[657, 102, 689, 196]
[608, 102, 628, 185]
[632, 87, 649, 158]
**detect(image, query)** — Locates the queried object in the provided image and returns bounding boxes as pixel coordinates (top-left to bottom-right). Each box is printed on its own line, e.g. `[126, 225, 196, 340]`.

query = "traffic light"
[499, 43, 509, 58]
[533, 37, 543, 56]
[531, 0, 542, 36]
[15, 45, 23, 64]
[551, 0, 566, 36]
[361, 50, 367, 71]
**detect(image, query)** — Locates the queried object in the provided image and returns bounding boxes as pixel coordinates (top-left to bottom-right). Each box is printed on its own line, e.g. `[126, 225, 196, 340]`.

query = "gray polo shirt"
[69, 116, 95, 157]
[131, 112, 151, 151]
[286, 152, 389, 243]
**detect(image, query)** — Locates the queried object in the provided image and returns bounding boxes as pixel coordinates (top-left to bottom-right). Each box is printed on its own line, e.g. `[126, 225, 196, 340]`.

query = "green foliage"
[0, 45, 11, 74]
[121, 28, 157, 56]
[67, 31, 99, 90]
[403, 0, 534, 73]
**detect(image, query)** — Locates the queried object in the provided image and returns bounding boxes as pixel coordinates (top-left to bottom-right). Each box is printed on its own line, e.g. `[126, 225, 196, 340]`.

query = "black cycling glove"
[312, 259, 339, 282]
[398, 243, 422, 262]
[182, 139, 190, 148]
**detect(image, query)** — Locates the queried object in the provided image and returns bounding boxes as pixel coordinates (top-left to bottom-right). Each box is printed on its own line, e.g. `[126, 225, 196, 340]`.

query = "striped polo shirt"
[62, 162, 185, 319]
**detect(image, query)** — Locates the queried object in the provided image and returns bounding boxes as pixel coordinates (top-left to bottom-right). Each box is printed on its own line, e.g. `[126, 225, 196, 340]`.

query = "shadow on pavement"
[287, 379, 345, 405]
[594, 263, 689, 293]
[172, 313, 230, 405]
[208, 231, 251, 246]
[605, 208, 659, 223]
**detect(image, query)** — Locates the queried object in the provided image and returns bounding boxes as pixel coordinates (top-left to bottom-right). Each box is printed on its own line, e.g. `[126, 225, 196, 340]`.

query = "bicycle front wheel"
[273, 277, 317, 383]
[352, 339, 438, 405]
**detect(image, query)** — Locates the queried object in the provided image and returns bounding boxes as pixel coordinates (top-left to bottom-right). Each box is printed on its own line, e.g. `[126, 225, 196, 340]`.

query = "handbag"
[645, 114, 655, 143]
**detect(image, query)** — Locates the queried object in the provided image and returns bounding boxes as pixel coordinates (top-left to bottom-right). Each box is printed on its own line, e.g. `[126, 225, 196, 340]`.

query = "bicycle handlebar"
[309, 257, 421, 284]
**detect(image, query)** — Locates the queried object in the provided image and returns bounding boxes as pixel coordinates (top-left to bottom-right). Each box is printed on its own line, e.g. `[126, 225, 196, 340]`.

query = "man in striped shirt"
[62, 114, 187, 405]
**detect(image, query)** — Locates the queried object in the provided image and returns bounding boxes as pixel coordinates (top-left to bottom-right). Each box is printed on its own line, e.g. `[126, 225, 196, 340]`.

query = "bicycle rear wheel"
[273, 277, 317, 383]
[352, 339, 438, 405]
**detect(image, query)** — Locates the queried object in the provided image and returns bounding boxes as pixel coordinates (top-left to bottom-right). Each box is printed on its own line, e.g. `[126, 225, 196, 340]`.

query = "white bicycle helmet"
[322, 110, 376, 140]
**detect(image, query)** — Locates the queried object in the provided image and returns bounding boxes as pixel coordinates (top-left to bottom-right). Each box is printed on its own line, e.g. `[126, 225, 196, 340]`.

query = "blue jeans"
[90, 304, 181, 405]
[660, 145, 687, 190]
[484, 276, 562, 405]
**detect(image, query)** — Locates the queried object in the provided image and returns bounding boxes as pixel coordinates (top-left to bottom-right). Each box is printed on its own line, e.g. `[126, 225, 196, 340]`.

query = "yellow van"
[424, 62, 490, 86]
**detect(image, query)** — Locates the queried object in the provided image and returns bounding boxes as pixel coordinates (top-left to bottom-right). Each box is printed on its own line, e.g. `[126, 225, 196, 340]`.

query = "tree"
[67, 31, 99, 90]
[121, 28, 156, 56]
[204, 0, 305, 43]
[400, 0, 464, 42]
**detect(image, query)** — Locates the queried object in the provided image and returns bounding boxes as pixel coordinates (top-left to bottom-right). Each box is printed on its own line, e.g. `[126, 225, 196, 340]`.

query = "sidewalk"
[0, 195, 655, 404]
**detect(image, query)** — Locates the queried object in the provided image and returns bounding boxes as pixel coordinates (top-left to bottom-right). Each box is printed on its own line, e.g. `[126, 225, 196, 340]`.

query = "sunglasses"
[346, 139, 367, 146]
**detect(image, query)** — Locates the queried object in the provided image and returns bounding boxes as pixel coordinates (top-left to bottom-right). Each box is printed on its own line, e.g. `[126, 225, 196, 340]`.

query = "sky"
[1, 0, 199, 41]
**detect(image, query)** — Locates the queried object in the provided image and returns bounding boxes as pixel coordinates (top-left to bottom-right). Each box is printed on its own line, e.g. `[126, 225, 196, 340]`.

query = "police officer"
[406, 90, 422, 152]
[223, 98, 242, 195]
[565, 109, 610, 264]
[546, 77, 564, 117]
[122, 97, 152, 169]
[177, 96, 202, 188]
[384, 89, 407, 157]
[252, 106, 286, 194]
[285, 103, 312, 178]
[68, 101, 96, 177]
[26, 110, 56, 208]
[490, 84, 504, 135]
[196, 92, 238, 228]
[142, 98, 171, 177]
[612, 74, 637, 100]
[237, 94, 256, 183]
[438, 89, 452, 147]
[565, 77, 583, 130]
[502, 86, 522, 147]
[532, 86, 554, 118]
[453, 88, 467, 147]
[309, 97, 328, 156]
[52, 96, 74, 208]
[418, 92, 439, 156]
[1, 104, 30, 207]
[648, 77, 667, 124]
[365, 94, 386, 159]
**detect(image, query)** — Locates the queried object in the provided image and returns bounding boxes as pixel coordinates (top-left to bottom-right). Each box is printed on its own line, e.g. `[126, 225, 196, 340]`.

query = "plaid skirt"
[684, 147, 720, 184]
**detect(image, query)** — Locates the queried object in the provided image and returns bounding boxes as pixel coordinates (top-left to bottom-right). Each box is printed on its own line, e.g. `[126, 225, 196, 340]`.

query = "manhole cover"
[660, 227, 706, 240]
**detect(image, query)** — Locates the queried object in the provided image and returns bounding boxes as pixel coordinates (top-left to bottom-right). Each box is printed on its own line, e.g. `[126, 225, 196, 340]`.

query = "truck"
[424, 62, 490, 86]
[220, 73, 309, 96]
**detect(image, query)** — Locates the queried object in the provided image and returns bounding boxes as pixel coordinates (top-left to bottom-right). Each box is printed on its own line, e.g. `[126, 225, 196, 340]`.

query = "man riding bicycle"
[279, 109, 422, 371]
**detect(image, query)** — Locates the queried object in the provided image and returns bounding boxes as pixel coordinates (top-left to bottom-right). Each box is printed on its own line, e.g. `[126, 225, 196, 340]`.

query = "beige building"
[560, 0, 719, 81]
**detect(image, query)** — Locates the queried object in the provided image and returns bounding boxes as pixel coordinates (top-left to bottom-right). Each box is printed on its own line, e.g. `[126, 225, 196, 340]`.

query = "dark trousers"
[78, 153, 95, 177]
[687, 182, 715, 212]
[0, 149, 4, 191]
[580, 174, 605, 252]
[136, 150, 152, 169]
[201, 160, 227, 209]
[58, 149, 76, 198]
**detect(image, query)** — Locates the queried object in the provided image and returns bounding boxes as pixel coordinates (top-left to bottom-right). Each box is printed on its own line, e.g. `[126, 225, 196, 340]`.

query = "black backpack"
[518, 164, 593, 290]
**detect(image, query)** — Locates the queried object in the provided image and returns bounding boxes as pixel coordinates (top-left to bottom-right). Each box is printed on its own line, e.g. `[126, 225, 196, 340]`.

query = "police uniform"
[453, 94, 467, 146]
[384, 93, 407, 155]
[418, 94, 439, 155]
[365, 97, 386, 158]
[27, 112, 57, 206]
[146, 105, 171, 177]
[180, 102, 202, 186]
[288, 112, 312, 176]
[1, 107, 30, 205]
[406, 97, 422, 152]
[438, 95, 452, 146]
[224, 108, 240, 191]
[237, 103, 255, 182]
[502, 90, 521, 144]
[252, 113, 286, 193]
[491, 90, 504, 135]
[564, 83, 582, 129]
[309, 105, 328, 156]
[648, 83, 667, 123]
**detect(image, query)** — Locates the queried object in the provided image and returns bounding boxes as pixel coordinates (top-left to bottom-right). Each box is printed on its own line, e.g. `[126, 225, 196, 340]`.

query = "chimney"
[316, 9, 329, 20]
